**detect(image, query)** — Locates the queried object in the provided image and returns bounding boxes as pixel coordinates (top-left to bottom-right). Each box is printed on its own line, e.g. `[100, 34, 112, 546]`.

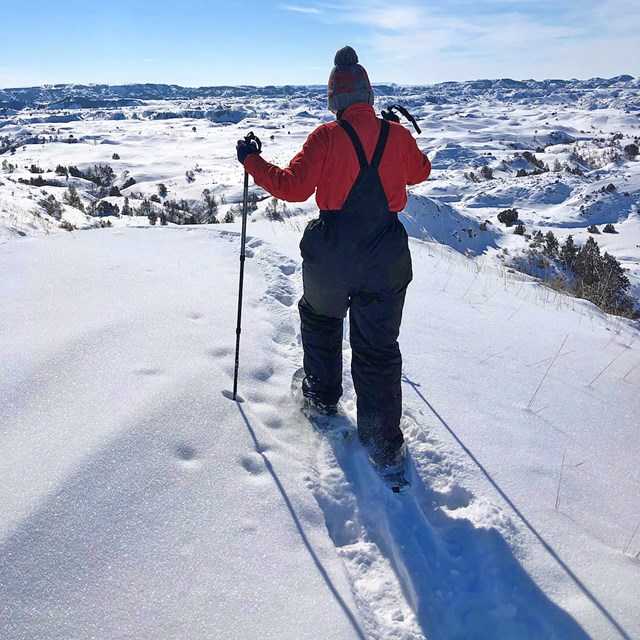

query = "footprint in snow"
[207, 346, 233, 359]
[175, 445, 201, 470]
[436, 485, 474, 511]
[278, 262, 297, 276]
[239, 454, 266, 476]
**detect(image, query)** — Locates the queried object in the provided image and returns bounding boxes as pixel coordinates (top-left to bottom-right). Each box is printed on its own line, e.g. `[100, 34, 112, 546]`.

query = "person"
[236, 46, 431, 471]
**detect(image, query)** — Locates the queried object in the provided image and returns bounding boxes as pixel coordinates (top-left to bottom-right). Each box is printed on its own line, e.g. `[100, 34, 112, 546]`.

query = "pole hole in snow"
[222, 389, 244, 402]
[176, 445, 197, 461]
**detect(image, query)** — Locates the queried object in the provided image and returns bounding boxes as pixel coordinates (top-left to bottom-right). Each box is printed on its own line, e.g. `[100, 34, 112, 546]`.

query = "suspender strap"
[337, 118, 390, 169]
[370, 119, 390, 169]
[337, 119, 367, 168]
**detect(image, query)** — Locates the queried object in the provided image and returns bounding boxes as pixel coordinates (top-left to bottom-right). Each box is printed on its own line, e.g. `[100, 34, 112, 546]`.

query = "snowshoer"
[236, 46, 431, 471]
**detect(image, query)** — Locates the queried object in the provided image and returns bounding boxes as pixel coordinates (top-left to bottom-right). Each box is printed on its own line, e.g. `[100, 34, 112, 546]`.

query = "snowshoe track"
[242, 232, 590, 640]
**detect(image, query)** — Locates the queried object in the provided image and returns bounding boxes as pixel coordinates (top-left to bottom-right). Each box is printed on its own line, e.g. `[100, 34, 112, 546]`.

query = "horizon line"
[1, 74, 637, 93]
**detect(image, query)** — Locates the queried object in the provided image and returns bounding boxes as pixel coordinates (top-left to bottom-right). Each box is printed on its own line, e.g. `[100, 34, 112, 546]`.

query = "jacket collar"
[338, 102, 375, 120]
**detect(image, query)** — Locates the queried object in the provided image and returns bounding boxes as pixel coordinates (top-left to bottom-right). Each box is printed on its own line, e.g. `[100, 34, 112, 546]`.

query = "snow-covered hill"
[2, 77, 639, 311]
[1, 78, 640, 638]
[1, 223, 639, 639]
[1, 76, 639, 111]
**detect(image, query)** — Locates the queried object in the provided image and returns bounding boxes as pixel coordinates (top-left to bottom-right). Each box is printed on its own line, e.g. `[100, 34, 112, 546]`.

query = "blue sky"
[1, 0, 639, 88]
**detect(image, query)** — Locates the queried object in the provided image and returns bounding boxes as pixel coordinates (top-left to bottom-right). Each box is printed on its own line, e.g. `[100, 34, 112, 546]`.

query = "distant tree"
[225, 205, 243, 223]
[186, 203, 207, 225]
[598, 252, 631, 308]
[158, 183, 168, 198]
[121, 196, 132, 216]
[560, 235, 578, 270]
[480, 165, 494, 180]
[122, 177, 137, 189]
[587, 224, 599, 233]
[265, 197, 287, 221]
[95, 200, 120, 216]
[522, 151, 546, 170]
[27, 175, 47, 187]
[63, 185, 84, 211]
[138, 198, 152, 217]
[623, 143, 638, 160]
[513, 224, 526, 235]
[572, 237, 632, 314]
[202, 188, 219, 222]
[603, 223, 616, 233]
[531, 230, 544, 246]
[247, 192, 258, 212]
[185, 170, 195, 183]
[544, 231, 559, 257]
[85, 164, 115, 188]
[573, 236, 601, 286]
[112, 153, 120, 160]
[39, 194, 63, 220]
[497, 208, 519, 227]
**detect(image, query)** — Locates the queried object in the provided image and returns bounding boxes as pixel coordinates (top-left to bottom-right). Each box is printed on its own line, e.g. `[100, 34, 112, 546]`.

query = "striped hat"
[327, 46, 374, 114]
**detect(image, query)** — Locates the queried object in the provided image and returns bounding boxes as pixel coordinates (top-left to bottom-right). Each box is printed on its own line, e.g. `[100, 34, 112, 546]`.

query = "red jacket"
[244, 103, 431, 212]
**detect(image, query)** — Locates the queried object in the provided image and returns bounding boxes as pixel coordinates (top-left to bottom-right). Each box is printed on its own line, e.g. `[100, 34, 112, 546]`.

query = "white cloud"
[338, 5, 428, 31]
[280, 4, 323, 14]
[317, 0, 639, 82]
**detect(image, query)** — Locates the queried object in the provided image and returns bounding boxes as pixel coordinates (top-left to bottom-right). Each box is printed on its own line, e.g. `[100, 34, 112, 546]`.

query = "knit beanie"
[327, 46, 374, 113]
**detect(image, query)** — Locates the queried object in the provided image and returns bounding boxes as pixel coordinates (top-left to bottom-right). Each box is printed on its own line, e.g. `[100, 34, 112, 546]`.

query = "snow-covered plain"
[1, 79, 640, 639]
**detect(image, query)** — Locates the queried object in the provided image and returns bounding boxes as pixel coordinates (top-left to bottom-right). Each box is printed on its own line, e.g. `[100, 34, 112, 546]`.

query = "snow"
[1, 79, 640, 639]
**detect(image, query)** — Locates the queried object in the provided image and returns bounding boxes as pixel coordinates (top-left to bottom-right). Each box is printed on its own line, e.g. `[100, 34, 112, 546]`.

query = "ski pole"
[232, 132, 261, 401]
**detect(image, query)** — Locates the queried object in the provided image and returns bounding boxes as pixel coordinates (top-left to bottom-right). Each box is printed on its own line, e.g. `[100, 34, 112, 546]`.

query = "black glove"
[381, 108, 400, 123]
[236, 139, 260, 165]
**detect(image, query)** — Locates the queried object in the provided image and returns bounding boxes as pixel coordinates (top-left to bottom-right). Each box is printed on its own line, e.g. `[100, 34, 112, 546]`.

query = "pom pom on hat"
[327, 45, 374, 114]
[334, 46, 359, 66]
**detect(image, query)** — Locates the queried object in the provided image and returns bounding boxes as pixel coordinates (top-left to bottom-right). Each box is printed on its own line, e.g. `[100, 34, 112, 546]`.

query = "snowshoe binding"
[291, 368, 355, 440]
[369, 444, 411, 494]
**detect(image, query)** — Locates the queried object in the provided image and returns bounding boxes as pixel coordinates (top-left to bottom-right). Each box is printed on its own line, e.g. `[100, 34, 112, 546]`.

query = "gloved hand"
[381, 108, 400, 123]
[236, 139, 260, 165]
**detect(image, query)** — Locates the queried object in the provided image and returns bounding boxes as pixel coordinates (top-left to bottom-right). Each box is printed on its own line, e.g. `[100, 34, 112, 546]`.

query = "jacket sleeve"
[403, 129, 431, 186]
[243, 126, 328, 202]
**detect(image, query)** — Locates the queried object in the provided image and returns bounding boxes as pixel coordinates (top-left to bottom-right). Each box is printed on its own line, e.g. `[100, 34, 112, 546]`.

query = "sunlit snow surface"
[1, 80, 640, 639]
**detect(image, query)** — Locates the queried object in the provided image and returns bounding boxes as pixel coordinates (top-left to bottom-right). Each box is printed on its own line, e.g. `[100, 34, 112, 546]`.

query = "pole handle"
[244, 131, 262, 152]
[382, 105, 422, 135]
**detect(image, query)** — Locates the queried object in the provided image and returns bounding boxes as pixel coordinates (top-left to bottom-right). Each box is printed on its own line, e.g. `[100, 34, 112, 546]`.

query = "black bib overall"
[299, 118, 412, 461]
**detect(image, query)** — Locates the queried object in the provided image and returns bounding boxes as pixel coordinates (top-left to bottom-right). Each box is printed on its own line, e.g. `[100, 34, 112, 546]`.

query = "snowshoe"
[369, 444, 411, 494]
[291, 368, 355, 441]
